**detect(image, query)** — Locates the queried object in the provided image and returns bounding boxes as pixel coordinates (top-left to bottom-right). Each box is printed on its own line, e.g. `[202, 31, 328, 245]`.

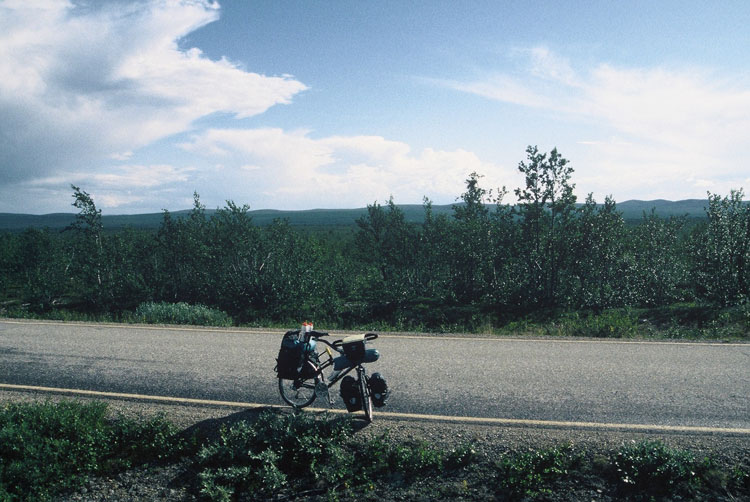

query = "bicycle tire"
[359, 368, 373, 423]
[278, 376, 318, 408]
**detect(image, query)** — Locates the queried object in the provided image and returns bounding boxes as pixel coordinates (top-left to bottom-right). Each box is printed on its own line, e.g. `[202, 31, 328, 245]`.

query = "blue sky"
[1, 0, 749, 214]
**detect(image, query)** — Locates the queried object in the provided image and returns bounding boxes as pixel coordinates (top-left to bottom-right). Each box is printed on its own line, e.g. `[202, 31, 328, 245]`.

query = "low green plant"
[361, 434, 446, 478]
[195, 411, 355, 500]
[0, 306, 124, 323]
[195, 411, 476, 501]
[495, 444, 581, 499]
[135, 301, 232, 326]
[547, 310, 639, 338]
[612, 440, 710, 498]
[0, 400, 185, 501]
[729, 465, 750, 493]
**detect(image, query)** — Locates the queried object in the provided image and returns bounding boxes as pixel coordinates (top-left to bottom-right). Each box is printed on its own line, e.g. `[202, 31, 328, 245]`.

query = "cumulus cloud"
[0, 0, 306, 186]
[446, 47, 750, 200]
[180, 128, 509, 209]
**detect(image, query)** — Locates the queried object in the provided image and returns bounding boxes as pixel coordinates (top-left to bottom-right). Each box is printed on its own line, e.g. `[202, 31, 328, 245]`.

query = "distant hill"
[0, 199, 711, 232]
[615, 199, 709, 222]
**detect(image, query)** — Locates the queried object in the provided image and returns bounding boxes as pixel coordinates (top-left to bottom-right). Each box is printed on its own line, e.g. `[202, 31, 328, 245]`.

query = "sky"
[1, 0, 749, 214]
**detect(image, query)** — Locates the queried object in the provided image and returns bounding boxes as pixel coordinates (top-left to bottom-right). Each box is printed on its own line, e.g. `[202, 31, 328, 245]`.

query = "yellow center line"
[2, 383, 749, 435]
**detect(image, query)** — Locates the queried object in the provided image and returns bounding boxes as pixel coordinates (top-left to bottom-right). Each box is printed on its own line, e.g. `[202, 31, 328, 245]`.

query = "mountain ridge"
[0, 199, 712, 231]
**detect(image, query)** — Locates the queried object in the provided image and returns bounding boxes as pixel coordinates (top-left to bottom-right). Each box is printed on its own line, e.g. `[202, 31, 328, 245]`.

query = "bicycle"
[277, 330, 383, 423]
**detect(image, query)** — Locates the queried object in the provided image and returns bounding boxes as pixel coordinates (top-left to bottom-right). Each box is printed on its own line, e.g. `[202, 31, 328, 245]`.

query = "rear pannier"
[275, 330, 317, 379]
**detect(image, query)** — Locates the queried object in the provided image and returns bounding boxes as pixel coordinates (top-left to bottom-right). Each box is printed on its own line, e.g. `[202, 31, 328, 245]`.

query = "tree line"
[1, 146, 748, 329]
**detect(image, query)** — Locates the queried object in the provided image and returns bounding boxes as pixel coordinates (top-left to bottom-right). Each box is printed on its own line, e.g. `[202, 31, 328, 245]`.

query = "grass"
[2, 299, 749, 341]
[1, 301, 234, 328]
[0, 402, 747, 501]
[134, 301, 233, 327]
[494, 302, 750, 341]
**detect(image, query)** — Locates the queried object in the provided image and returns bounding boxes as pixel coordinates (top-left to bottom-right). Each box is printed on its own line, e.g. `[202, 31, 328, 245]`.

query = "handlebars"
[326, 332, 378, 349]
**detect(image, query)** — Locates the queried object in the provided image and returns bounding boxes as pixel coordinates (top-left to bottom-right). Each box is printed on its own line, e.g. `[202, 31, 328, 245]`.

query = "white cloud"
[447, 47, 750, 200]
[0, 0, 306, 185]
[6, 163, 195, 211]
[180, 128, 510, 209]
[448, 75, 553, 109]
[86, 164, 193, 189]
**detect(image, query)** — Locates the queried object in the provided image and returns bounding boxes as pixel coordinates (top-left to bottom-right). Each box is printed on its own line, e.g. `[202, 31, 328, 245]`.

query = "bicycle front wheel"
[359, 369, 373, 423]
[278, 376, 318, 408]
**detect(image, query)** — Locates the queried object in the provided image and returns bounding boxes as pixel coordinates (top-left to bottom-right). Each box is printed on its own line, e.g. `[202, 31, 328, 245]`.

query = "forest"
[1, 146, 749, 335]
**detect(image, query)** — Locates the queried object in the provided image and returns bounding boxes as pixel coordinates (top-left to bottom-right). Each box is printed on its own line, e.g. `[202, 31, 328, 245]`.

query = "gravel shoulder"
[2, 389, 749, 501]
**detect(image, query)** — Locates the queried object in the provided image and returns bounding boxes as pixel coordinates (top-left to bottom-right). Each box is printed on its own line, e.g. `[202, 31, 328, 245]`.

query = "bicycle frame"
[302, 336, 360, 389]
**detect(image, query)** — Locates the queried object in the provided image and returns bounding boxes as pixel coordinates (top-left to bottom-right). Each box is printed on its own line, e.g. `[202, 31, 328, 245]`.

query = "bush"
[612, 440, 710, 498]
[0, 400, 184, 501]
[574, 310, 639, 338]
[543, 310, 639, 338]
[361, 435, 444, 478]
[135, 302, 233, 326]
[195, 412, 354, 500]
[495, 444, 581, 499]
[194, 411, 475, 501]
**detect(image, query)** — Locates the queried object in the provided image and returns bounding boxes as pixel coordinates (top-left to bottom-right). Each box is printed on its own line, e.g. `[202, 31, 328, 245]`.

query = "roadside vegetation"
[0, 400, 186, 501]
[1, 146, 749, 339]
[0, 401, 747, 501]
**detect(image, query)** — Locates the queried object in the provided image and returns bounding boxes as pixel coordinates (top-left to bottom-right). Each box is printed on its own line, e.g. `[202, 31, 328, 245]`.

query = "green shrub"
[361, 434, 444, 478]
[135, 302, 233, 326]
[540, 310, 639, 338]
[612, 440, 709, 498]
[195, 412, 354, 500]
[0, 400, 184, 501]
[729, 465, 750, 493]
[194, 411, 475, 501]
[495, 444, 581, 499]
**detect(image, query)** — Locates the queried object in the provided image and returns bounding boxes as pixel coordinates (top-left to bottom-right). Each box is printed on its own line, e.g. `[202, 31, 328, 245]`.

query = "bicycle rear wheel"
[358, 368, 373, 423]
[278, 376, 318, 408]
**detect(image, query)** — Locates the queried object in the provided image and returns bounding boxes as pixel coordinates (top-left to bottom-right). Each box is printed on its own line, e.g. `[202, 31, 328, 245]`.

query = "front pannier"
[368, 372, 389, 407]
[340, 375, 361, 412]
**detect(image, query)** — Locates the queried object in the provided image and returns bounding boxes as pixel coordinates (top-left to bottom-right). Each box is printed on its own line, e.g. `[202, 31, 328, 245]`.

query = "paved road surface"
[1, 320, 748, 429]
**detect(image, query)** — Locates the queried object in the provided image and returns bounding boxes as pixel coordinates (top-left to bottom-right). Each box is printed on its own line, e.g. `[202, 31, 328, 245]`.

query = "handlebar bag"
[341, 334, 366, 362]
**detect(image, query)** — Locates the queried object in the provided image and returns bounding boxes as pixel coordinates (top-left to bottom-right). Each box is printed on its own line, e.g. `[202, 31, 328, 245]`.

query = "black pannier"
[368, 372, 389, 407]
[276, 330, 315, 379]
[340, 375, 361, 412]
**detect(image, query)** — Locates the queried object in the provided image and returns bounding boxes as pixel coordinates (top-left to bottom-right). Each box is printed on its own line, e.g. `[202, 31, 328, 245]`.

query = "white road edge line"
[2, 383, 749, 435]
[1, 319, 747, 347]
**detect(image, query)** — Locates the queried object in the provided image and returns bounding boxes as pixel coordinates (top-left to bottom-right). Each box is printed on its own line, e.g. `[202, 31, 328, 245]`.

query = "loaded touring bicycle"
[275, 326, 388, 423]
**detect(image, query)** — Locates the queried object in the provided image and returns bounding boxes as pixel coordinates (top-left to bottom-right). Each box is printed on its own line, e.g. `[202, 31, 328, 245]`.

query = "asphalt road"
[1, 320, 748, 429]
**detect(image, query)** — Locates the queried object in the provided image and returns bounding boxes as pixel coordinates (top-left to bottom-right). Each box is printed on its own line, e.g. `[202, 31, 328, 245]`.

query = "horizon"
[1, 1, 749, 214]
[1, 196, 715, 218]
